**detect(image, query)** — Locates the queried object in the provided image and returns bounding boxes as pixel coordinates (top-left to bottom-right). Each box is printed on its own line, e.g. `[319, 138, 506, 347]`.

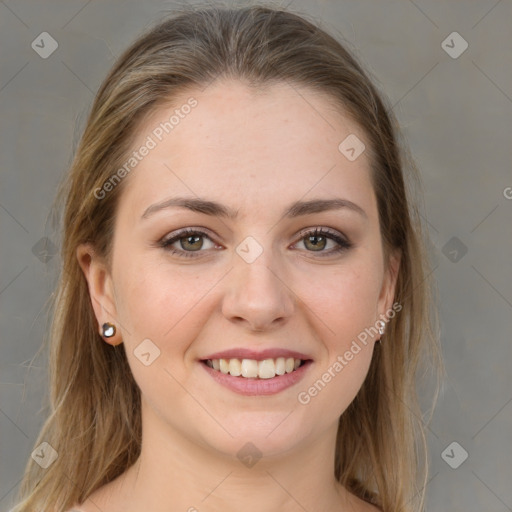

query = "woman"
[12, 5, 442, 511]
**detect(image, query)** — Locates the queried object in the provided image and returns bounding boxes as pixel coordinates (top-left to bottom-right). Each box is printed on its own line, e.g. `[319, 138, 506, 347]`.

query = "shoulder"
[65, 481, 119, 512]
[357, 498, 382, 512]
[65, 500, 102, 512]
[337, 483, 383, 512]
[346, 492, 382, 512]
[360, 500, 382, 512]
[64, 501, 99, 512]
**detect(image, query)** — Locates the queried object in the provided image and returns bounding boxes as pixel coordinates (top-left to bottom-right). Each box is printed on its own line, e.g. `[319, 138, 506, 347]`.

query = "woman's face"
[80, 80, 399, 459]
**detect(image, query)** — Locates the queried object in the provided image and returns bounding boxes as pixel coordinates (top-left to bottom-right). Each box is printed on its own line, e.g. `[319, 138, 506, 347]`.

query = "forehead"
[116, 80, 375, 221]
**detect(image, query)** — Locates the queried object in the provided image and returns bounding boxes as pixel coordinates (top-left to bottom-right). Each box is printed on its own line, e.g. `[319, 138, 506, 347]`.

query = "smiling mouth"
[202, 357, 309, 379]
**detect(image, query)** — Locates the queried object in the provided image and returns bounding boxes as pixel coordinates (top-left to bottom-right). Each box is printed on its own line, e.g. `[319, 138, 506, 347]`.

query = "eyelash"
[158, 227, 353, 259]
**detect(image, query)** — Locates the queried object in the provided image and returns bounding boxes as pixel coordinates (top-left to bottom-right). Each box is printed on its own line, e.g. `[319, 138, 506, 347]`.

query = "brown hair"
[12, 4, 442, 511]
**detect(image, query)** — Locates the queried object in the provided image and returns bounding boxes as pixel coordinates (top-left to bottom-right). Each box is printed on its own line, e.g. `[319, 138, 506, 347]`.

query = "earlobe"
[374, 251, 401, 344]
[76, 243, 122, 346]
[379, 249, 401, 316]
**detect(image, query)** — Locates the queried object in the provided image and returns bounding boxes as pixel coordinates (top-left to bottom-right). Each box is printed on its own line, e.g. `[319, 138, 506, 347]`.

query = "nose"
[221, 250, 295, 332]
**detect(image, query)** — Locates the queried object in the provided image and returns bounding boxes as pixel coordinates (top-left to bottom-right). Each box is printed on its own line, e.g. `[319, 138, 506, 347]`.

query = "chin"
[195, 410, 318, 460]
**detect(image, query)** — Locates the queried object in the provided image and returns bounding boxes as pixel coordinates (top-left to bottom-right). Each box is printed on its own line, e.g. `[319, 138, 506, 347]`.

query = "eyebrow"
[140, 196, 367, 221]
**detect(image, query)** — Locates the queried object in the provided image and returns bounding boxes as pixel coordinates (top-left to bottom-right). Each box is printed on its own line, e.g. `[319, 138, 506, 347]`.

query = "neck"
[91, 399, 352, 512]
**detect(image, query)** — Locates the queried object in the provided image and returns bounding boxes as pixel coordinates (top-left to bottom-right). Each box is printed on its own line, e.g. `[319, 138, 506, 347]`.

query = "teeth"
[229, 358, 242, 376]
[275, 357, 286, 376]
[258, 359, 276, 379]
[219, 358, 229, 373]
[207, 357, 303, 379]
[241, 359, 258, 378]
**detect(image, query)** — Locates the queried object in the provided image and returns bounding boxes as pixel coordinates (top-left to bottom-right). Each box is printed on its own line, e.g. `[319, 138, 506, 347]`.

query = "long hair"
[12, 5, 442, 511]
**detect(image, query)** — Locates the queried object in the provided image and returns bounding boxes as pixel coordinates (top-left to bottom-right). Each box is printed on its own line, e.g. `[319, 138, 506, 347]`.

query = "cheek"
[291, 254, 381, 412]
[294, 255, 383, 347]
[295, 269, 378, 418]
[113, 259, 221, 407]
[114, 257, 222, 350]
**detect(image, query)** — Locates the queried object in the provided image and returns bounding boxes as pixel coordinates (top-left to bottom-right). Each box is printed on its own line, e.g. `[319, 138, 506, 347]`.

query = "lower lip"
[200, 360, 313, 396]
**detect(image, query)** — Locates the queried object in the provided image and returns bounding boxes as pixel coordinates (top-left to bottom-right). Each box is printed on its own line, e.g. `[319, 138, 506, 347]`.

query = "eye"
[159, 228, 219, 258]
[158, 226, 352, 259]
[293, 227, 353, 256]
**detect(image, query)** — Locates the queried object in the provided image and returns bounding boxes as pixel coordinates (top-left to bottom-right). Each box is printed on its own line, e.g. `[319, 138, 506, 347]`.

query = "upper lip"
[201, 348, 313, 361]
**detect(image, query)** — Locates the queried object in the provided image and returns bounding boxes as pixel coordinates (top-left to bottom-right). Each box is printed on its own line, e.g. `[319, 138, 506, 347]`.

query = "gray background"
[1, 0, 511, 510]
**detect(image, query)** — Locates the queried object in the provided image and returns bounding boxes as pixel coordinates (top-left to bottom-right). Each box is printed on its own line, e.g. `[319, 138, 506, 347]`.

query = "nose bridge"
[222, 238, 295, 328]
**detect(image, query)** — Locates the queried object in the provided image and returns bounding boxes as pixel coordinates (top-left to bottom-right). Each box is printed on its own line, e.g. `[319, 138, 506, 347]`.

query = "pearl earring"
[102, 322, 116, 338]
[377, 321, 385, 343]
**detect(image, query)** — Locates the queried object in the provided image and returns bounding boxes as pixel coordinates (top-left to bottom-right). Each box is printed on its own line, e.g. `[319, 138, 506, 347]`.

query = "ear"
[377, 248, 401, 319]
[76, 243, 122, 346]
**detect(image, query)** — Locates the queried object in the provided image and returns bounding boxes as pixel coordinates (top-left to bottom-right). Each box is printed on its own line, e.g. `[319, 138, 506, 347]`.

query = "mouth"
[199, 348, 313, 395]
[199, 350, 313, 396]
[201, 357, 309, 379]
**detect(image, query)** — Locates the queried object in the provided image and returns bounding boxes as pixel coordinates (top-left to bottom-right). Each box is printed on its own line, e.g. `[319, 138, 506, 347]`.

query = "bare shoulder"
[64, 490, 107, 512]
[64, 504, 93, 512]
[64, 496, 107, 512]
[363, 502, 382, 512]
[345, 490, 382, 512]
[64, 498, 105, 512]
[65, 479, 126, 512]
[355, 496, 382, 512]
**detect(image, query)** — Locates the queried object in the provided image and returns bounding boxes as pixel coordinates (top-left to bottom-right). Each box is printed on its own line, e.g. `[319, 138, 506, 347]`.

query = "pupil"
[182, 235, 203, 251]
[307, 235, 326, 251]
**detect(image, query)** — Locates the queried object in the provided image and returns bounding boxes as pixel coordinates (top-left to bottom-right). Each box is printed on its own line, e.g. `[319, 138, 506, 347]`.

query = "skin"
[75, 80, 399, 512]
